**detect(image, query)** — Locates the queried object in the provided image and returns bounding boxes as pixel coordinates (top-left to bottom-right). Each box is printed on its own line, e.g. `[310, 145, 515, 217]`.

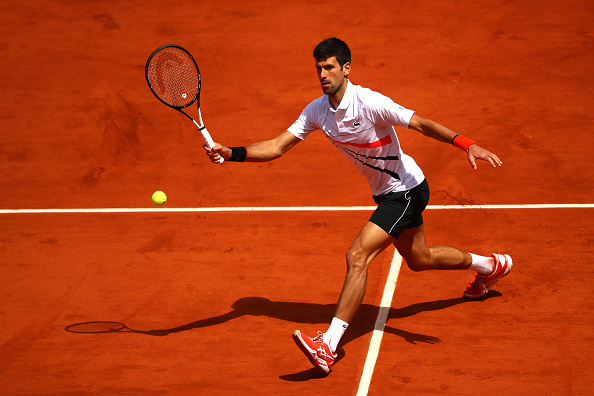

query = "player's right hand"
[204, 143, 230, 164]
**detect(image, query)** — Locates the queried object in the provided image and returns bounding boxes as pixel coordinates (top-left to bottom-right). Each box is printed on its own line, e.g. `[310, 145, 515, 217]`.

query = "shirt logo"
[353, 121, 361, 127]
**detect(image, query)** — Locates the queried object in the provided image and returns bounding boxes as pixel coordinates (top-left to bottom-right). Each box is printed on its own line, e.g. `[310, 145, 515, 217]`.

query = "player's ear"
[342, 62, 351, 78]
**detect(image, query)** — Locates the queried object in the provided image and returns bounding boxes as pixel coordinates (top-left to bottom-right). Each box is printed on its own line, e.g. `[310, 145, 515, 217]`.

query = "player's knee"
[346, 247, 369, 273]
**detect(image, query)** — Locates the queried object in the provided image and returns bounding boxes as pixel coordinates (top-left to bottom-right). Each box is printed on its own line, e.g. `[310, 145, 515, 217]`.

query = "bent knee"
[346, 248, 370, 272]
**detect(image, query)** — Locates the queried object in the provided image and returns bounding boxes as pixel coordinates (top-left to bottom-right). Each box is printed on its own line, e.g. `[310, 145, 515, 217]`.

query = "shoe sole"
[292, 330, 330, 374]
[463, 254, 513, 299]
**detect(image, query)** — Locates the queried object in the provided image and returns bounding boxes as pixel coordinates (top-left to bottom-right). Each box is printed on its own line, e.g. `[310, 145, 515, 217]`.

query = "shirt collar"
[328, 80, 353, 112]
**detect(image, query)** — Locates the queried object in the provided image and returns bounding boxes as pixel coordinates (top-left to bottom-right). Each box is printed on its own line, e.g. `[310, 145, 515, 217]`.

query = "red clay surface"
[1, 0, 593, 395]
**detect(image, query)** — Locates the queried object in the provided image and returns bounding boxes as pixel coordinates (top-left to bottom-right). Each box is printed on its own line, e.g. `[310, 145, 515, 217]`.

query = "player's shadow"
[66, 291, 501, 380]
[136, 290, 500, 338]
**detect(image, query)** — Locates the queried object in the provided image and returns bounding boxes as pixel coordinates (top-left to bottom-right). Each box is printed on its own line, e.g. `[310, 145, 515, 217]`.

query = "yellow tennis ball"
[152, 191, 167, 206]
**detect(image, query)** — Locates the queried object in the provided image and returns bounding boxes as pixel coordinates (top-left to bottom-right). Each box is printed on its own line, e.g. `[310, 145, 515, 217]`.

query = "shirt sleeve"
[287, 99, 322, 140]
[361, 89, 415, 128]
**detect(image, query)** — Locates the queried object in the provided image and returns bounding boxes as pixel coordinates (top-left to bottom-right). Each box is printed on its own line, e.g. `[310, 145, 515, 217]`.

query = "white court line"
[0, 203, 592, 214]
[356, 249, 403, 396]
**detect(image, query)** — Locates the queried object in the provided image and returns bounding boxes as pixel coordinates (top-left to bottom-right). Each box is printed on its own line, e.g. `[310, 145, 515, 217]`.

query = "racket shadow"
[64, 321, 171, 336]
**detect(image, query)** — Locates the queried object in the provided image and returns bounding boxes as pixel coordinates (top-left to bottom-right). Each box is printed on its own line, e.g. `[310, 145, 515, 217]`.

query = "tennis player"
[204, 38, 512, 374]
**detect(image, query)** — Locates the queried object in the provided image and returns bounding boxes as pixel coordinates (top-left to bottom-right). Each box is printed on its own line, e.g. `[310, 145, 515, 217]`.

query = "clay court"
[1, 0, 593, 394]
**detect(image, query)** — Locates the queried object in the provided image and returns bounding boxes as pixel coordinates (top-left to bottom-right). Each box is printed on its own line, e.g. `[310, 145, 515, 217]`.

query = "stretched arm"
[408, 114, 502, 170]
[204, 130, 302, 163]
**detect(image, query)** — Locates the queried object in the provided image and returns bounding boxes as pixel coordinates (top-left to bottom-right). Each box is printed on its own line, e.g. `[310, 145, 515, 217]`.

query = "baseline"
[0, 203, 592, 214]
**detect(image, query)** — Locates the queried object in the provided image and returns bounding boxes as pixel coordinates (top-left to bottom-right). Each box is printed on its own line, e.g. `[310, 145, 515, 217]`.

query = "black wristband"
[229, 146, 247, 162]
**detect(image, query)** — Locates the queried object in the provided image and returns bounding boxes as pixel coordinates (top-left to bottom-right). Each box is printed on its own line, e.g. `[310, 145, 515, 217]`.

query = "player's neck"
[329, 80, 348, 109]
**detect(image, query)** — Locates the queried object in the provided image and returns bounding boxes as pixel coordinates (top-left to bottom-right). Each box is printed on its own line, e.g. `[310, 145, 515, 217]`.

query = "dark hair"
[313, 38, 351, 68]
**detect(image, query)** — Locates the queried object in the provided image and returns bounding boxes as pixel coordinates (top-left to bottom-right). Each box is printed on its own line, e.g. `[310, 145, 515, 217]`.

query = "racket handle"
[193, 120, 224, 163]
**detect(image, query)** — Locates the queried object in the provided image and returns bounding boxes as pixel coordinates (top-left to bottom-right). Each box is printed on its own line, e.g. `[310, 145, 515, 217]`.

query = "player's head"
[313, 38, 351, 68]
[313, 38, 351, 99]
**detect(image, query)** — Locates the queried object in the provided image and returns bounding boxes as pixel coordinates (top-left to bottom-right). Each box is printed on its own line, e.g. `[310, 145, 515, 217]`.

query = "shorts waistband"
[372, 179, 427, 204]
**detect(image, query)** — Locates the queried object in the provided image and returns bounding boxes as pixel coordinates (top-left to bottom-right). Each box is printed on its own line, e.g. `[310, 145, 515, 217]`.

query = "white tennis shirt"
[287, 80, 425, 196]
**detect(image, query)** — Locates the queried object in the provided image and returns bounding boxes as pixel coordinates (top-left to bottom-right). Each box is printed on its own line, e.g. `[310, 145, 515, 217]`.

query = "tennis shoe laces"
[463, 254, 513, 299]
[292, 330, 337, 374]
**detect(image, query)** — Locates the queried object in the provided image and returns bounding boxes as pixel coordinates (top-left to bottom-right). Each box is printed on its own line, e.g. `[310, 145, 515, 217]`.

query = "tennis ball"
[152, 191, 167, 206]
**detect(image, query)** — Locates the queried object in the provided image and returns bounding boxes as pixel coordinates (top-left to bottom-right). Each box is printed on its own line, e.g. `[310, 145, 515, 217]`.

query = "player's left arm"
[408, 114, 502, 170]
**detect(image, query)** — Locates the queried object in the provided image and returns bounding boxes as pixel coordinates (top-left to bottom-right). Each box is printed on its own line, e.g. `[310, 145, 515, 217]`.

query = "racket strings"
[147, 47, 199, 108]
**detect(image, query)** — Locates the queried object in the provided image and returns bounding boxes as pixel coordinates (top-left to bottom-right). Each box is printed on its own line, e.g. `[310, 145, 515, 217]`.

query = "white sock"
[469, 253, 494, 275]
[324, 317, 349, 353]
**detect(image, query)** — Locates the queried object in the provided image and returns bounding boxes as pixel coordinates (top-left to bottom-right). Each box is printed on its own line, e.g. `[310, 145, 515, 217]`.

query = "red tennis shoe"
[464, 254, 513, 299]
[292, 330, 337, 374]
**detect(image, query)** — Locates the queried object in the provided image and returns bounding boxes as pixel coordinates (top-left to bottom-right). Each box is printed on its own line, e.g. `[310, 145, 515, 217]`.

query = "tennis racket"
[145, 44, 223, 163]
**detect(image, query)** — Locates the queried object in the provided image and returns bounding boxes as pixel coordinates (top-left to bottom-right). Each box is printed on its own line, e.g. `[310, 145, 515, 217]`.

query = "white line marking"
[426, 204, 594, 209]
[0, 204, 592, 214]
[356, 249, 403, 396]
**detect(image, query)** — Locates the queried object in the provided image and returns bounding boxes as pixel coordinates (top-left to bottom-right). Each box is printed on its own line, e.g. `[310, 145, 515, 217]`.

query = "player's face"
[315, 56, 350, 97]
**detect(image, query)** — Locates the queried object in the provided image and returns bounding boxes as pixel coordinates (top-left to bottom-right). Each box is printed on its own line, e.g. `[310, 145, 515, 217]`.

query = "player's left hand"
[467, 144, 503, 170]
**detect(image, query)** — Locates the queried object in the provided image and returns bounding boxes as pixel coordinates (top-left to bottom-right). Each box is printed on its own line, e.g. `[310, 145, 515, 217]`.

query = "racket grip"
[201, 127, 216, 148]
[194, 121, 224, 163]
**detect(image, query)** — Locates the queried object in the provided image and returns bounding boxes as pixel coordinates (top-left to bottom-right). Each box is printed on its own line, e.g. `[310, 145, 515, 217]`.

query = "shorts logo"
[353, 121, 361, 127]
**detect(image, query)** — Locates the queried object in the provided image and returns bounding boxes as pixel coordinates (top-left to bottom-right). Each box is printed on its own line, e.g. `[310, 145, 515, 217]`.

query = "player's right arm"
[204, 130, 301, 164]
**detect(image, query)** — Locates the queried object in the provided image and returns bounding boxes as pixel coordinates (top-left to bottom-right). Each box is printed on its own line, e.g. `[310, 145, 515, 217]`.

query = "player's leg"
[394, 223, 505, 273]
[334, 221, 394, 323]
[292, 221, 393, 374]
[394, 224, 513, 299]
[393, 224, 472, 271]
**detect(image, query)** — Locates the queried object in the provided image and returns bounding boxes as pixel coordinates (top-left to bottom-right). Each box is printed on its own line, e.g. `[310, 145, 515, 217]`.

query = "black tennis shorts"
[369, 179, 430, 239]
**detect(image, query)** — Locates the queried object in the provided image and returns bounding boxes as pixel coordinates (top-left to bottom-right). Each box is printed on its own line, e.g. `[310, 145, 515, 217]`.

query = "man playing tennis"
[204, 38, 512, 374]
